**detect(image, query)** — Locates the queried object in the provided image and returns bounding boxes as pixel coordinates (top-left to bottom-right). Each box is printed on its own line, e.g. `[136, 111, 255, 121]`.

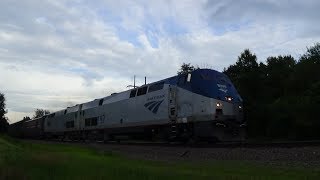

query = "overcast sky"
[1, 0, 320, 123]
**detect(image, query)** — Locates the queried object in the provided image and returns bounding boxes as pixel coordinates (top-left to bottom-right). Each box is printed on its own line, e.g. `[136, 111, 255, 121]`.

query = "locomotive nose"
[213, 100, 243, 122]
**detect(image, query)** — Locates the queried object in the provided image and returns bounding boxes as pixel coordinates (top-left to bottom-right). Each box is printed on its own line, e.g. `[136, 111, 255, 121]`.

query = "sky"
[1, 0, 320, 123]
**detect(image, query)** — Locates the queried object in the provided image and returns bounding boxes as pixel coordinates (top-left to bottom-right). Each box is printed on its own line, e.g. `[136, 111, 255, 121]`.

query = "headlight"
[216, 102, 222, 108]
[225, 96, 233, 101]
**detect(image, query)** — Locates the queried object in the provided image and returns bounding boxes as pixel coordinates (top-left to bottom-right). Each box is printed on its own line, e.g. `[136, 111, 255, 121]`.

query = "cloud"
[0, 0, 319, 123]
[205, 1, 320, 23]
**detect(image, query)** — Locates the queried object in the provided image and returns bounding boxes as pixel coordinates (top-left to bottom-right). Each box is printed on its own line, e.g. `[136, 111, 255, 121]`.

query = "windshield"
[191, 69, 243, 103]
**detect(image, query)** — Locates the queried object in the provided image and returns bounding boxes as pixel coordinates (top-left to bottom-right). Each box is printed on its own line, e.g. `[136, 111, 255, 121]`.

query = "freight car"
[9, 69, 246, 142]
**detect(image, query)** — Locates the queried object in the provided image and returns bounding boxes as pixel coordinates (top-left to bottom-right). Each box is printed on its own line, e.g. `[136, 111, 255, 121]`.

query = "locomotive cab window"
[130, 89, 137, 98]
[217, 74, 227, 83]
[137, 86, 148, 96]
[200, 72, 214, 80]
[148, 82, 164, 93]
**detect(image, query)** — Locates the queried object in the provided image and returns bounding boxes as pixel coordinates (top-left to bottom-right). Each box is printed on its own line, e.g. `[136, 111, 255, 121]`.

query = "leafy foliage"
[0, 92, 9, 133]
[33, 109, 50, 119]
[224, 43, 320, 139]
[177, 63, 197, 75]
[22, 116, 31, 121]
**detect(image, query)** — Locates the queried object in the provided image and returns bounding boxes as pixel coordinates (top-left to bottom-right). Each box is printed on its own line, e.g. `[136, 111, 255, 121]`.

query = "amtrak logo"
[217, 84, 228, 93]
[144, 100, 164, 114]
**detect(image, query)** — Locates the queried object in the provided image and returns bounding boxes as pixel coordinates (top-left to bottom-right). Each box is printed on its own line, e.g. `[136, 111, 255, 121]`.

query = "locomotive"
[9, 69, 246, 142]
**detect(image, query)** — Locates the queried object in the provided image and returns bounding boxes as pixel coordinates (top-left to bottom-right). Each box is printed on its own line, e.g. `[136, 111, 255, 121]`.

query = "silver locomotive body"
[41, 69, 245, 142]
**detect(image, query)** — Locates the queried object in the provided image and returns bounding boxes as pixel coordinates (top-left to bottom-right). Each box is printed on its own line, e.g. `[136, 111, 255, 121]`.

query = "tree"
[0, 92, 9, 133]
[301, 42, 320, 61]
[33, 109, 50, 119]
[264, 55, 296, 99]
[177, 63, 197, 75]
[23, 116, 31, 121]
[288, 43, 320, 139]
[224, 49, 261, 103]
[293, 43, 320, 94]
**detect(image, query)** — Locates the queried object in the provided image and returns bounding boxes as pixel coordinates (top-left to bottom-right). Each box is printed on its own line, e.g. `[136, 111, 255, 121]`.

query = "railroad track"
[44, 138, 320, 148]
[213, 140, 320, 148]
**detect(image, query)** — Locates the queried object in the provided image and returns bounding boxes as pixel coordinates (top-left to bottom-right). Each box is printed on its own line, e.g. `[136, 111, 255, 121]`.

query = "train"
[8, 69, 246, 143]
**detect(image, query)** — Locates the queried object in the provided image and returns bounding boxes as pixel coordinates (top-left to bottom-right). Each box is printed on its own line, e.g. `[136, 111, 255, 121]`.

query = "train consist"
[9, 69, 246, 142]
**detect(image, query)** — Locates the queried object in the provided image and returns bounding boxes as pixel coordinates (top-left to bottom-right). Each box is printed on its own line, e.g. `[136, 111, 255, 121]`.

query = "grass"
[1, 135, 320, 180]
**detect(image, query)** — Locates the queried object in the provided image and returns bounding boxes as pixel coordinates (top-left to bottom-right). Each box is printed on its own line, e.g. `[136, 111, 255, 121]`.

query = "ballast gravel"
[28, 140, 320, 168]
[88, 143, 320, 168]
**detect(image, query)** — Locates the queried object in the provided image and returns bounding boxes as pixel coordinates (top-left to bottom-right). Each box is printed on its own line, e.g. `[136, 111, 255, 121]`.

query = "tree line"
[223, 43, 320, 140]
